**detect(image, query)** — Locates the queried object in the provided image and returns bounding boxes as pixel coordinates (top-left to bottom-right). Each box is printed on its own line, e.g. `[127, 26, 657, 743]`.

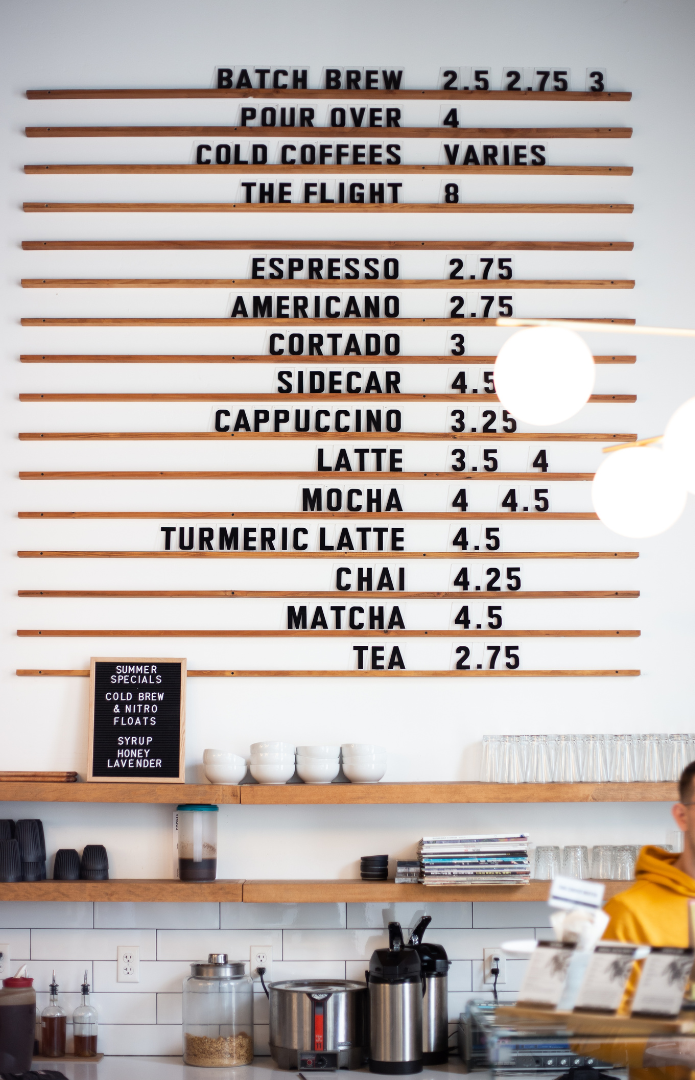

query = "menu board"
[87, 658, 186, 783]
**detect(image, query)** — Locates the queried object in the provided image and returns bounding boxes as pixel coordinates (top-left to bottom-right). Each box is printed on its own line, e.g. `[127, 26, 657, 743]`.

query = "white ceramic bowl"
[296, 745, 341, 759]
[341, 744, 386, 757]
[342, 758, 387, 783]
[251, 741, 295, 755]
[296, 757, 341, 784]
[202, 750, 248, 785]
[249, 759, 296, 784]
[251, 756, 297, 764]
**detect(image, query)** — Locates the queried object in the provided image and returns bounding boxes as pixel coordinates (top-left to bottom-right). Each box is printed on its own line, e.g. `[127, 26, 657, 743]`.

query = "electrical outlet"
[250, 945, 272, 981]
[483, 949, 506, 985]
[0, 945, 10, 981]
[117, 945, 140, 983]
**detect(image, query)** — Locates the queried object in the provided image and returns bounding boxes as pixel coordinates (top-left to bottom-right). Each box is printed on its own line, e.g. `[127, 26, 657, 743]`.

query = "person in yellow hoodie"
[604, 760, 695, 946]
[595, 762, 695, 1080]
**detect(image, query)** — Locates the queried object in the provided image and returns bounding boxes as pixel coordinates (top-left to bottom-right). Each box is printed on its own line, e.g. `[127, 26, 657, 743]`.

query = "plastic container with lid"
[176, 805, 218, 882]
[183, 953, 253, 1067]
[0, 965, 35, 1073]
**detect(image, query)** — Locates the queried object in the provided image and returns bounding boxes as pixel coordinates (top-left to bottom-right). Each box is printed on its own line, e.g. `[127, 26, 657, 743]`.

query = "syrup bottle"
[73, 971, 98, 1057]
[40, 971, 66, 1057]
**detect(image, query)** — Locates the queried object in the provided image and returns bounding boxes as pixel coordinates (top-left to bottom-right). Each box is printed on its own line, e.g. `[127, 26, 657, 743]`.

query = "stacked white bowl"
[249, 741, 296, 784]
[203, 749, 247, 784]
[341, 744, 387, 783]
[296, 745, 341, 784]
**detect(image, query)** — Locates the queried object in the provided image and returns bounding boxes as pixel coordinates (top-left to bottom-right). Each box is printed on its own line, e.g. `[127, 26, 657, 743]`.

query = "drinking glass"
[529, 735, 552, 783]
[583, 735, 609, 782]
[481, 735, 493, 782]
[642, 734, 666, 782]
[507, 735, 525, 784]
[498, 734, 512, 784]
[632, 735, 645, 782]
[591, 845, 615, 880]
[534, 846, 562, 880]
[553, 735, 577, 782]
[562, 846, 590, 879]
[667, 734, 691, 782]
[610, 734, 636, 782]
[666, 830, 685, 854]
[614, 846, 636, 881]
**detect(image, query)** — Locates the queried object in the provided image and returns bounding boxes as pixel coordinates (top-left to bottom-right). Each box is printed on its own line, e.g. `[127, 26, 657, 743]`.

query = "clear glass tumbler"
[667, 734, 691, 782]
[642, 734, 665, 782]
[583, 735, 609, 782]
[534, 846, 562, 879]
[507, 735, 525, 784]
[529, 735, 553, 783]
[614, 846, 636, 881]
[610, 735, 636, 783]
[498, 735, 512, 784]
[553, 735, 576, 782]
[590, 846, 615, 880]
[562, 846, 590, 879]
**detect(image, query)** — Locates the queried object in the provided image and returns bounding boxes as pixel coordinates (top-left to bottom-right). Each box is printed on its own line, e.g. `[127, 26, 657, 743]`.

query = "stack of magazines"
[417, 833, 530, 886]
[395, 860, 421, 884]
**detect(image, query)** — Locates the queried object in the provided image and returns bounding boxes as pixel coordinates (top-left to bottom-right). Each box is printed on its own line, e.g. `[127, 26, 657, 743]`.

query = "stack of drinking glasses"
[534, 844, 656, 881]
[480, 733, 695, 783]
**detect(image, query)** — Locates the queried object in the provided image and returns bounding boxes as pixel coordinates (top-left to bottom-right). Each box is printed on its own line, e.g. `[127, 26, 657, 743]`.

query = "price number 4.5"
[454, 643, 520, 670]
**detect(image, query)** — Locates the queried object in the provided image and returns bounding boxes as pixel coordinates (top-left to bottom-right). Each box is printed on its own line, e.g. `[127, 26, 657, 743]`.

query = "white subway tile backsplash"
[283, 929, 388, 961]
[156, 929, 281, 962]
[254, 991, 270, 1024]
[222, 903, 345, 929]
[473, 902, 550, 928]
[448, 960, 473, 992]
[254, 1024, 270, 1056]
[31, 929, 156, 961]
[430, 928, 537, 960]
[28, 961, 93, 992]
[90, 993, 157, 1024]
[345, 961, 368, 983]
[347, 903, 472, 929]
[0, 929, 30, 962]
[95, 903, 219, 930]
[94, 960, 191, 994]
[98, 1024, 182, 1056]
[157, 993, 183, 1024]
[0, 903, 93, 929]
[472, 958, 528, 992]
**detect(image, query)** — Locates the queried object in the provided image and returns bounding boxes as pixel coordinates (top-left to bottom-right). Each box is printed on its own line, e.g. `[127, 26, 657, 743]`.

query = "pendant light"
[592, 446, 687, 538]
[662, 397, 695, 493]
[494, 327, 595, 424]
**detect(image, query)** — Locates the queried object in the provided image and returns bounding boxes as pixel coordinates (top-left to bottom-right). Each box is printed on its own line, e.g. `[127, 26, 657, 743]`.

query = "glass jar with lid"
[176, 805, 218, 882]
[183, 953, 253, 1067]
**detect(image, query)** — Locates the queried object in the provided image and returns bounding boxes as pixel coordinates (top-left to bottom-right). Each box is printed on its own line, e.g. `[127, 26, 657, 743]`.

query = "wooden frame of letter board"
[87, 657, 186, 783]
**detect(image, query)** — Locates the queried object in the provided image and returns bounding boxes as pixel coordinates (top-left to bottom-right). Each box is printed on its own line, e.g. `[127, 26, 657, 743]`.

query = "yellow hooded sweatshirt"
[604, 845, 695, 948]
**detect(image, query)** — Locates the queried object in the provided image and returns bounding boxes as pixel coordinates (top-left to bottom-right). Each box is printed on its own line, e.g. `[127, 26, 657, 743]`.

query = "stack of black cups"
[16, 820, 46, 881]
[80, 845, 109, 880]
[361, 854, 389, 881]
[53, 848, 81, 881]
[0, 821, 20, 883]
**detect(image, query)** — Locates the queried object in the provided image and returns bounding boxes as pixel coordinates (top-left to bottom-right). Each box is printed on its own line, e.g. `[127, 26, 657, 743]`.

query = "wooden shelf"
[0, 878, 627, 904]
[0, 879, 243, 901]
[241, 879, 629, 903]
[0, 780, 676, 805]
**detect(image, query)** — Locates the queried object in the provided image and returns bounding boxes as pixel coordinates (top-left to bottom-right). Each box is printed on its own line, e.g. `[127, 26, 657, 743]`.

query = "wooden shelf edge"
[0, 879, 244, 901]
[0, 780, 675, 805]
[241, 879, 630, 903]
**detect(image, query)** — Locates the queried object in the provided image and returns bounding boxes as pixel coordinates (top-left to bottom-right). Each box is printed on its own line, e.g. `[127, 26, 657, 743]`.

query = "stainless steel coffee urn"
[409, 916, 451, 1065]
[266, 980, 368, 1070]
[366, 922, 423, 1074]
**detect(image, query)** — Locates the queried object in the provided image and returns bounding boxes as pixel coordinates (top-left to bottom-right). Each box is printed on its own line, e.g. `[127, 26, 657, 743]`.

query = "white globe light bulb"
[494, 327, 595, 424]
[592, 446, 687, 538]
[662, 397, 695, 494]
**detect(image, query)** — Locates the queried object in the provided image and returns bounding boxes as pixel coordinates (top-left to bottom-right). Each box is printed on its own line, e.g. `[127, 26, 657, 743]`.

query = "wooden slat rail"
[23, 126, 634, 140]
[25, 89, 632, 102]
[20, 278, 636, 290]
[19, 470, 596, 480]
[21, 241, 635, 252]
[17, 394, 636, 404]
[17, 551, 639, 560]
[17, 428, 639, 444]
[0, 780, 676, 805]
[25, 164, 633, 177]
[0, 880, 245, 902]
[17, 590, 639, 600]
[18, 354, 638, 364]
[23, 202, 635, 215]
[18, 629, 640, 639]
[18, 512, 600, 521]
[240, 880, 631, 903]
[16, 668, 640, 678]
[20, 318, 638, 327]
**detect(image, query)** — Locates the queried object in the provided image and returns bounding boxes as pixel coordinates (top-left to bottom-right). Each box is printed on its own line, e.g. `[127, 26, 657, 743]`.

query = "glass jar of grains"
[183, 954, 254, 1067]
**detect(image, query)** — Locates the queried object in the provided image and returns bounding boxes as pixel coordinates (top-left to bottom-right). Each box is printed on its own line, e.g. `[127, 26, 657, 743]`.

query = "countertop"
[32, 1059, 473, 1080]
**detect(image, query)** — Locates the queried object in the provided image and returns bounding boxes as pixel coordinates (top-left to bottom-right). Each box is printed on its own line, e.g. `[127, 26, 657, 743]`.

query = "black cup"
[54, 848, 81, 881]
[15, 820, 42, 862]
[0, 821, 15, 842]
[81, 845, 109, 880]
[0, 840, 22, 883]
[22, 861, 46, 882]
[361, 855, 388, 864]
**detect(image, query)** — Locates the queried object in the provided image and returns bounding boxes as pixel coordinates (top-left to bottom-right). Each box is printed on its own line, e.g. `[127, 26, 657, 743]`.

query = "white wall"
[2, 0, 695, 877]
